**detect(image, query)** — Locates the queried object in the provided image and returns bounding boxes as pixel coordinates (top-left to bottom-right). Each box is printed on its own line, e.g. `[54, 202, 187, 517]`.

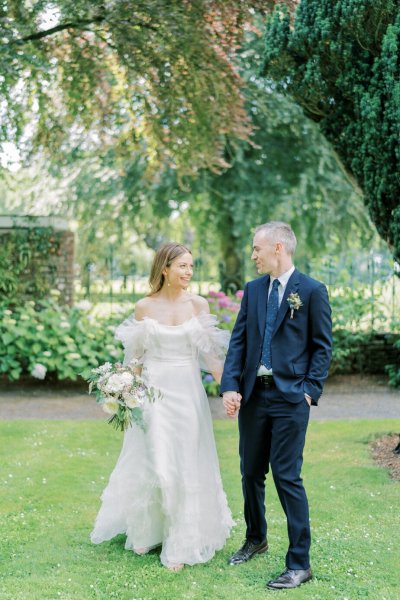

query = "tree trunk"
[218, 216, 245, 293]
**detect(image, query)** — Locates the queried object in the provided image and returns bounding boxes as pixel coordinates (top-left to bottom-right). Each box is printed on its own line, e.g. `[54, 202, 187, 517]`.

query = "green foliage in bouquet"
[86, 361, 160, 432]
[0, 293, 124, 381]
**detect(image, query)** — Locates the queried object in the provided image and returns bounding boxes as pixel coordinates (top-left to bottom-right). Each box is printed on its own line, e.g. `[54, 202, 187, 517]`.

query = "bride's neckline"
[140, 314, 201, 328]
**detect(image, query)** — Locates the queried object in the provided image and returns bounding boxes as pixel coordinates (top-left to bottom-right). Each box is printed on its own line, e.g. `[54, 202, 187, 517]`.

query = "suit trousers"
[238, 382, 311, 570]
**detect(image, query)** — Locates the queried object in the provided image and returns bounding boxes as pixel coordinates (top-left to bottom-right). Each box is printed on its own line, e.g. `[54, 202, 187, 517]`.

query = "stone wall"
[356, 333, 400, 374]
[0, 216, 75, 306]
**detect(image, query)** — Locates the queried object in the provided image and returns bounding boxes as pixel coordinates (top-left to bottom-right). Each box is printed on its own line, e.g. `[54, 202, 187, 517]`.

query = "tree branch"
[6, 14, 158, 47]
[6, 17, 106, 45]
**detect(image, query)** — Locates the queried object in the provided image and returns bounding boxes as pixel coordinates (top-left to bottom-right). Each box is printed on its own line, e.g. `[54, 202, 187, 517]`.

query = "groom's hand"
[223, 391, 242, 418]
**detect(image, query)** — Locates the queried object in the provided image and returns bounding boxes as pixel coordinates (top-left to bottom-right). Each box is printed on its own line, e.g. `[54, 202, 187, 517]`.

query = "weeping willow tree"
[0, 0, 299, 177]
[262, 0, 400, 264]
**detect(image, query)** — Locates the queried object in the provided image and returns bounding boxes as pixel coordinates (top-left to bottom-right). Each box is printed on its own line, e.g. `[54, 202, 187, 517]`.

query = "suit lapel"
[272, 269, 300, 335]
[257, 275, 269, 336]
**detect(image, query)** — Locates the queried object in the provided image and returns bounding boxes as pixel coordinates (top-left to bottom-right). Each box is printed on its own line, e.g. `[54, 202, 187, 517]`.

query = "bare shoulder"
[190, 294, 210, 315]
[134, 296, 153, 320]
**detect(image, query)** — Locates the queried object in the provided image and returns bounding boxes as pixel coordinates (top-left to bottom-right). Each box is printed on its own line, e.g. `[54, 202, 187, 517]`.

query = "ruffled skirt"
[90, 358, 233, 567]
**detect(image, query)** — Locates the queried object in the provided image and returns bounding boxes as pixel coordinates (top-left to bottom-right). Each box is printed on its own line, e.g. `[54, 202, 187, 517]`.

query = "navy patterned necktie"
[261, 278, 280, 369]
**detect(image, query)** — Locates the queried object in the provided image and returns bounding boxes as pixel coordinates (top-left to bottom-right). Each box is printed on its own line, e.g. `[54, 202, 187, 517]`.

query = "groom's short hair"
[254, 221, 297, 256]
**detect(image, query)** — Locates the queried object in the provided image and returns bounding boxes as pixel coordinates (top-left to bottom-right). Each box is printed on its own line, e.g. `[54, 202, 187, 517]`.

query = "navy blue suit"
[221, 269, 332, 569]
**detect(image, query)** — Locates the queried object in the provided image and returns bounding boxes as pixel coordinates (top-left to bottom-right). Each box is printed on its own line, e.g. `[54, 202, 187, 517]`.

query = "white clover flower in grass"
[37, 325, 44, 331]
[31, 364, 47, 380]
[43, 351, 52, 357]
[4, 309, 12, 315]
[60, 322, 70, 329]
[20, 314, 29, 321]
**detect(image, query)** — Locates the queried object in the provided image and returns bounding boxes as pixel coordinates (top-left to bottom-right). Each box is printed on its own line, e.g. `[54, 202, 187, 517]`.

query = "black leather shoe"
[228, 539, 268, 565]
[266, 567, 312, 589]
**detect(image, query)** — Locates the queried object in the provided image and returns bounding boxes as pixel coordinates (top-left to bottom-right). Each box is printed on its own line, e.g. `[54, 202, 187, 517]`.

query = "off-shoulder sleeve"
[190, 312, 230, 374]
[114, 315, 148, 366]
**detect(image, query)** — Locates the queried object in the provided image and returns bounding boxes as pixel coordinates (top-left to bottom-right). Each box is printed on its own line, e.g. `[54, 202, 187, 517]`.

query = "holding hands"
[223, 391, 242, 418]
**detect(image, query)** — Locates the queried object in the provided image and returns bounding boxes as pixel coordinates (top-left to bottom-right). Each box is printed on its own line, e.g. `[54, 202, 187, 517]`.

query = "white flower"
[93, 362, 112, 375]
[104, 372, 134, 394]
[4, 309, 12, 315]
[122, 391, 139, 408]
[60, 322, 70, 329]
[43, 351, 52, 357]
[37, 325, 44, 331]
[102, 399, 119, 415]
[75, 300, 92, 311]
[20, 314, 29, 321]
[31, 364, 47, 380]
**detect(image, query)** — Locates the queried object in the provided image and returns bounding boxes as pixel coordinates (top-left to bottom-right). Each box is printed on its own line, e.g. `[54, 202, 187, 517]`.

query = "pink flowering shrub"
[201, 290, 243, 394]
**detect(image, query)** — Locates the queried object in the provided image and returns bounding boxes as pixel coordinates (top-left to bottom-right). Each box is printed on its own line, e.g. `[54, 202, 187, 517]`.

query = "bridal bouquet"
[87, 361, 159, 431]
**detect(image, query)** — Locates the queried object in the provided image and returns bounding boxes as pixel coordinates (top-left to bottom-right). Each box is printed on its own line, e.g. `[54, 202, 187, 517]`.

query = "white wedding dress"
[90, 312, 233, 567]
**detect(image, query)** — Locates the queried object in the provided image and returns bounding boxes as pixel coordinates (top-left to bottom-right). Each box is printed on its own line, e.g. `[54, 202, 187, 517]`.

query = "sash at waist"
[145, 355, 195, 365]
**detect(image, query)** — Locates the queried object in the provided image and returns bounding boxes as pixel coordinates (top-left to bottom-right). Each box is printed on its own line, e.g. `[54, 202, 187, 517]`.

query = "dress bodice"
[141, 317, 198, 363]
[115, 312, 229, 373]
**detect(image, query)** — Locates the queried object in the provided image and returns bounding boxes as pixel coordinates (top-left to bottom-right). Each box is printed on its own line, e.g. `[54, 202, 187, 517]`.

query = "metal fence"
[75, 250, 400, 327]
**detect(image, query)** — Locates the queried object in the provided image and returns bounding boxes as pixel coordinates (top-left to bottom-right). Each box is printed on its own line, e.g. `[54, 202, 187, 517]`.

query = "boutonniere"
[287, 292, 303, 319]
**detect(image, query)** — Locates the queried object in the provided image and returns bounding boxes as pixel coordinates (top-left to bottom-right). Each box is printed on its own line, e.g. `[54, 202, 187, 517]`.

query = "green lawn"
[0, 419, 399, 600]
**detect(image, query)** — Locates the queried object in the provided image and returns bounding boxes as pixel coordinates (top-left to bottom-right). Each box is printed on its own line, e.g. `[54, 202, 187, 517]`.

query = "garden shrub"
[386, 335, 400, 388]
[0, 293, 124, 382]
[1, 287, 398, 389]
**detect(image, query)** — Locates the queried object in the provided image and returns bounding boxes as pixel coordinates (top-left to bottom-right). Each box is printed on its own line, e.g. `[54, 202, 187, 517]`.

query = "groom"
[221, 221, 332, 590]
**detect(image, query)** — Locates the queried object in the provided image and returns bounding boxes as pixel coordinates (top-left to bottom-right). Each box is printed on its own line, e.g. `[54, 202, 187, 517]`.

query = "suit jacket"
[220, 269, 332, 405]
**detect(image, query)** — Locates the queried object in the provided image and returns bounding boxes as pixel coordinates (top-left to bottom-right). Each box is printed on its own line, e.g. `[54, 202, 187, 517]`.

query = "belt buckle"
[258, 375, 274, 388]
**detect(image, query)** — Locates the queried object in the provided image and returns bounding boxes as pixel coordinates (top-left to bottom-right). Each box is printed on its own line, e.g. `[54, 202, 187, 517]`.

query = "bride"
[91, 242, 233, 571]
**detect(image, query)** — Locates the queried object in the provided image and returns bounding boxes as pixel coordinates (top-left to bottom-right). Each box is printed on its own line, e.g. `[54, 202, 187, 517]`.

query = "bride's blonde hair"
[148, 242, 191, 295]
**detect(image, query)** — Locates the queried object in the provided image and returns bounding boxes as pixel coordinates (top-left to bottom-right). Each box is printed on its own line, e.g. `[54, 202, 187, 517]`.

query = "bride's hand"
[223, 391, 241, 418]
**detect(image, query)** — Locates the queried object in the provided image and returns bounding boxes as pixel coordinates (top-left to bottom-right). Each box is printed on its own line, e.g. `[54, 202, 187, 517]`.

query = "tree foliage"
[188, 83, 372, 289]
[262, 0, 400, 263]
[56, 77, 372, 291]
[0, 0, 297, 176]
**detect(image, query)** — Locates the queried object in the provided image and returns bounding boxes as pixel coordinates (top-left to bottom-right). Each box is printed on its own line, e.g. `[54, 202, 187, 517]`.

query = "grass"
[0, 419, 399, 600]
